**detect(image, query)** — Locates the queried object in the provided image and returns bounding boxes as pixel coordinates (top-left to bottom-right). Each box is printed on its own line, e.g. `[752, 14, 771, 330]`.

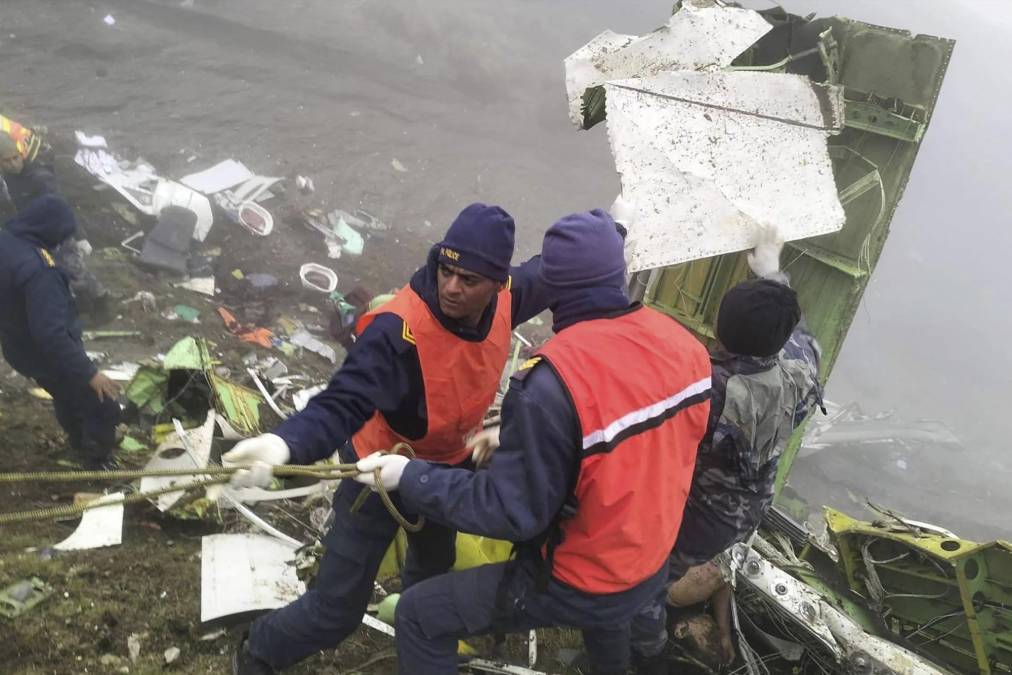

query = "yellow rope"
[0, 444, 424, 531]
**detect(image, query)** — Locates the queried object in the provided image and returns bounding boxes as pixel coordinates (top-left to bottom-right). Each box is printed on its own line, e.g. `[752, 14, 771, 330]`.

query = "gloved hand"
[221, 433, 291, 489]
[609, 193, 636, 230]
[468, 426, 501, 467]
[354, 452, 410, 491]
[746, 223, 784, 279]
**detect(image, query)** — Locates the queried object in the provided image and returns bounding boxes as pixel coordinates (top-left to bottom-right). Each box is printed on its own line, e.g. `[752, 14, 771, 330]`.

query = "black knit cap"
[716, 279, 801, 357]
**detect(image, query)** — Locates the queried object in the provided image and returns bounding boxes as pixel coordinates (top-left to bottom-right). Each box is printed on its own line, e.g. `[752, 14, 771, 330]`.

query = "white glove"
[354, 452, 409, 491]
[221, 433, 290, 489]
[609, 193, 636, 229]
[468, 426, 501, 467]
[76, 239, 93, 256]
[746, 223, 784, 279]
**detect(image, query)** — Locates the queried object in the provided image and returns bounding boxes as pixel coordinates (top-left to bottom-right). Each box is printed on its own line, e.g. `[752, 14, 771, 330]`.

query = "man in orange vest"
[222, 203, 548, 674]
[355, 209, 712, 675]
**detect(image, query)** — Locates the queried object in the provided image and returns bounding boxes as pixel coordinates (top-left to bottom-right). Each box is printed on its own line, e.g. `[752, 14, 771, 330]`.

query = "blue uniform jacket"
[0, 196, 95, 385]
[274, 247, 550, 465]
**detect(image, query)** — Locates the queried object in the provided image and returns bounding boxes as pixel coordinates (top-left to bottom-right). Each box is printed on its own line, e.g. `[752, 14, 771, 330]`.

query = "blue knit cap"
[539, 209, 626, 289]
[437, 203, 515, 282]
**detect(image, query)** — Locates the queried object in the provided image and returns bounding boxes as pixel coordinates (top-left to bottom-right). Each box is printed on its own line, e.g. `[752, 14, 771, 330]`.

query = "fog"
[2, 0, 1008, 538]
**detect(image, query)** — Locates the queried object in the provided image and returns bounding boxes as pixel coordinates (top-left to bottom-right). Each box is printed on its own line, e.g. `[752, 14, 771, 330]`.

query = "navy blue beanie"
[437, 203, 515, 283]
[539, 209, 627, 289]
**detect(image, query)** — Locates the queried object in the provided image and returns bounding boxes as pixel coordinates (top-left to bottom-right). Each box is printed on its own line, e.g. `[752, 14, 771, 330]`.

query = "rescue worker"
[0, 195, 121, 468]
[629, 225, 824, 673]
[223, 203, 549, 674]
[0, 130, 108, 312]
[354, 209, 712, 675]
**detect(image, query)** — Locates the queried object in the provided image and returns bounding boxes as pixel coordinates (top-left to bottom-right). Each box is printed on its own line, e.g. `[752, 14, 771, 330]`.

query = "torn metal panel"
[199, 533, 304, 624]
[606, 70, 845, 272]
[53, 492, 125, 551]
[139, 411, 216, 512]
[564, 0, 772, 128]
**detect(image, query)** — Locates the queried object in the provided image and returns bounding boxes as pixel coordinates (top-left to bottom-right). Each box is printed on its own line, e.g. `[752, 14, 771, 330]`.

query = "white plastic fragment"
[200, 533, 304, 623]
[139, 411, 216, 512]
[53, 492, 125, 551]
[236, 201, 274, 236]
[127, 634, 141, 662]
[606, 70, 845, 271]
[74, 131, 108, 148]
[391, 158, 408, 173]
[164, 647, 180, 665]
[103, 14, 116, 26]
[180, 159, 254, 194]
[299, 263, 338, 293]
[290, 330, 337, 364]
[564, 0, 771, 125]
[174, 276, 216, 296]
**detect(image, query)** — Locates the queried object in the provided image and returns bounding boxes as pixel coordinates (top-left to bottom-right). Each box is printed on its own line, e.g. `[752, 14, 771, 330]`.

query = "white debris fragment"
[200, 534, 304, 623]
[103, 14, 116, 27]
[606, 70, 845, 271]
[391, 158, 408, 173]
[163, 647, 180, 665]
[290, 330, 337, 364]
[127, 634, 142, 663]
[139, 412, 216, 512]
[174, 276, 216, 297]
[180, 159, 254, 194]
[52, 493, 125, 551]
[564, 0, 771, 126]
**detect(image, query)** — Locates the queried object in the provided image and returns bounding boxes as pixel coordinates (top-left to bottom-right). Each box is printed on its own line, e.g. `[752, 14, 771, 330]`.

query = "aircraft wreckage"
[559, 2, 1009, 673]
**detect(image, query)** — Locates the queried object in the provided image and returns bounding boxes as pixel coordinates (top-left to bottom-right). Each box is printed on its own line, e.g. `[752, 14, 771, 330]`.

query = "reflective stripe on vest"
[351, 285, 512, 465]
[537, 306, 711, 594]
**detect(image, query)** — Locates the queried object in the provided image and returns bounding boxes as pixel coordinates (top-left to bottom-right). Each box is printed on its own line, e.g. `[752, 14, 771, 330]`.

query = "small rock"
[164, 646, 180, 664]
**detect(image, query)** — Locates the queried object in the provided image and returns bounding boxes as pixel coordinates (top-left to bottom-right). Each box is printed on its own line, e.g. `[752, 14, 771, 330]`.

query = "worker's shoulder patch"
[400, 320, 416, 346]
[510, 356, 543, 383]
[36, 248, 56, 268]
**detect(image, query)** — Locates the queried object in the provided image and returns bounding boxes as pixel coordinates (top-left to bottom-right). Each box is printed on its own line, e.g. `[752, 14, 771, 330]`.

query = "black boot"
[232, 634, 275, 675]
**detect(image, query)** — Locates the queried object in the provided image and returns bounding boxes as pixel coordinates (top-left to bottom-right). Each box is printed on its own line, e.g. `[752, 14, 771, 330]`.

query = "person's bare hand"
[89, 372, 120, 402]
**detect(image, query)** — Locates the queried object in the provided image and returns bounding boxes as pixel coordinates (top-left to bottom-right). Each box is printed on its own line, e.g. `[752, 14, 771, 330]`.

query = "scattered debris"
[138, 411, 215, 512]
[218, 307, 274, 348]
[139, 206, 196, 274]
[236, 201, 274, 236]
[299, 263, 338, 293]
[199, 533, 304, 623]
[163, 304, 200, 323]
[0, 578, 53, 618]
[390, 158, 408, 173]
[124, 291, 157, 312]
[180, 159, 253, 195]
[174, 276, 216, 297]
[290, 330, 337, 364]
[119, 436, 147, 453]
[120, 231, 144, 255]
[296, 175, 315, 194]
[152, 180, 214, 241]
[53, 493, 125, 551]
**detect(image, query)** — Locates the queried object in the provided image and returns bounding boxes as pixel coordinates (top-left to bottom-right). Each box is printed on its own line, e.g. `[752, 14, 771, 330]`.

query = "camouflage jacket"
[675, 323, 823, 564]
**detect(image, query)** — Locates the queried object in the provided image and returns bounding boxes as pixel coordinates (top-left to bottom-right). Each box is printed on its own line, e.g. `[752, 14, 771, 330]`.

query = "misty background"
[1, 0, 1008, 538]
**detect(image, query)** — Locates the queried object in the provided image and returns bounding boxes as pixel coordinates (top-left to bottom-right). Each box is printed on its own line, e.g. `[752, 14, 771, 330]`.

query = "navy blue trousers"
[395, 557, 667, 675]
[248, 445, 458, 670]
[36, 376, 119, 464]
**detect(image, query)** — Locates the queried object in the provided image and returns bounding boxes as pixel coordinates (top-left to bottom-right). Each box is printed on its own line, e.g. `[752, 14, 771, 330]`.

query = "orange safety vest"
[1, 115, 42, 161]
[536, 306, 711, 594]
[351, 285, 512, 465]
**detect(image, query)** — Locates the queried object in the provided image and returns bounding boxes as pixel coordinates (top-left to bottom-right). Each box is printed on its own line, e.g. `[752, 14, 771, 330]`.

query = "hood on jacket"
[4, 194, 77, 249]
